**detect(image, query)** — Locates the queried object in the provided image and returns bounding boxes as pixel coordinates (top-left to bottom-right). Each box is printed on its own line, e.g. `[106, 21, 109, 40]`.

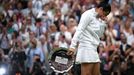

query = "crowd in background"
[0, 0, 134, 75]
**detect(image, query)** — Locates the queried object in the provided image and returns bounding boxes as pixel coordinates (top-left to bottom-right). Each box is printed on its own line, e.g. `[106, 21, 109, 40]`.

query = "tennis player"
[67, 2, 111, 75]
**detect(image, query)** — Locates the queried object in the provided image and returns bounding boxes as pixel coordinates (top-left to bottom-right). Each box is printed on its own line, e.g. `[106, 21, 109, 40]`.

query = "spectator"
[105, 19, 118, 44]
[37, 3, 53, 22]
[21, 0, 37, 17]
[32, 0, 43, 13]
[109, 54, 121, 75]
[119, 33, 131, 57]
[54, 8, 63, 31]
[127, 28, 134, 46]
[58, 33, 69, 48]
[11, 14, 21, 32]
[0, 27, 11, 55]
[26, 17, 36, 32]
[49, 24, 60, 48]
[59, 24, 72, 42]
[39, 35, 52, 74]
[99, 43, 110, 75]
[123, 18, 133, 38]
[19, 25, 30, 47]
[124, 42, 134, 75]
[0, 49, 6, 62]
[10, 31, 19, 48]
[9, 39, 26, 75]
[67, 18, 77, 35]
[39, 35, 49, 59]
[35, 18, 42, 38]
[6, 19, 14, 34]
[31, 54, 44, 75]
[25, 38, 44, 74]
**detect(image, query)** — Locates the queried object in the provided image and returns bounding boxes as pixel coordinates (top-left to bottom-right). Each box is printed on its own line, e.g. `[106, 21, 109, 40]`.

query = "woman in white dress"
[67, 2, 111, 75]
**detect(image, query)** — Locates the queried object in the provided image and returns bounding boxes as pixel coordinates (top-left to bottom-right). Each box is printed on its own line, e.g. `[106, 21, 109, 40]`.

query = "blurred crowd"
[0, 0, 134, 75]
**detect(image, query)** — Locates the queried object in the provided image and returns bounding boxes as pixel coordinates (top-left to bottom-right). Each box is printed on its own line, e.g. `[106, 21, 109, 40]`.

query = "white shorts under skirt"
[75, 46, 100, 63]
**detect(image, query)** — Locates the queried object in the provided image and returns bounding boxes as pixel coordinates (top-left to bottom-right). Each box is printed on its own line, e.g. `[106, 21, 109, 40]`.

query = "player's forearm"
[69, 27, 82, 49]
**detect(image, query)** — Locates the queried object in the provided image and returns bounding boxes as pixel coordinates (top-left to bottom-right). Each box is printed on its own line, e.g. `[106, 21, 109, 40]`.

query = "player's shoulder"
[82, 8, 95, 17]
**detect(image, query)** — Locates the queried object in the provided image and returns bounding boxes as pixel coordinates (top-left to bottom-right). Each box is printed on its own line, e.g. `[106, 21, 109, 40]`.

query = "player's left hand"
[67, 48, 75, 56]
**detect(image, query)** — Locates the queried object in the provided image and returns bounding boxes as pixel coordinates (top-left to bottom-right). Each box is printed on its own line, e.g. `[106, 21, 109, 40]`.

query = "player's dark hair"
[96, 1, 111, 16]
[100, 0, 109, 4]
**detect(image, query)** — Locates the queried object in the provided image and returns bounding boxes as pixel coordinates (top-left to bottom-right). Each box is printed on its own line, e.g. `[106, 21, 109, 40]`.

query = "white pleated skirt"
[75, 44, 100, 63]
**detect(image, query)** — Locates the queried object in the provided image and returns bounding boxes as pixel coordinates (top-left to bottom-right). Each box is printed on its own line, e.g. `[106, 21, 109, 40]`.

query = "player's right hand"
[67, 48, 75, 56]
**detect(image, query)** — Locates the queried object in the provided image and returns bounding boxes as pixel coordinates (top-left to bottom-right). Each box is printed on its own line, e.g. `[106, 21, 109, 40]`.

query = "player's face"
[98, 8, 108, 20]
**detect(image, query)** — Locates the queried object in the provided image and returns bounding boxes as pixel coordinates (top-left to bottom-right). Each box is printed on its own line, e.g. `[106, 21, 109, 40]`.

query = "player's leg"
[92, 62, 100, 75]
[81, 63, 94, 75]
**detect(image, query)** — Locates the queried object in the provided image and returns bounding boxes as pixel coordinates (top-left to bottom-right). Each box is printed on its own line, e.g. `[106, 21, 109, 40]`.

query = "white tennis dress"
[69, 8, 107, 63]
